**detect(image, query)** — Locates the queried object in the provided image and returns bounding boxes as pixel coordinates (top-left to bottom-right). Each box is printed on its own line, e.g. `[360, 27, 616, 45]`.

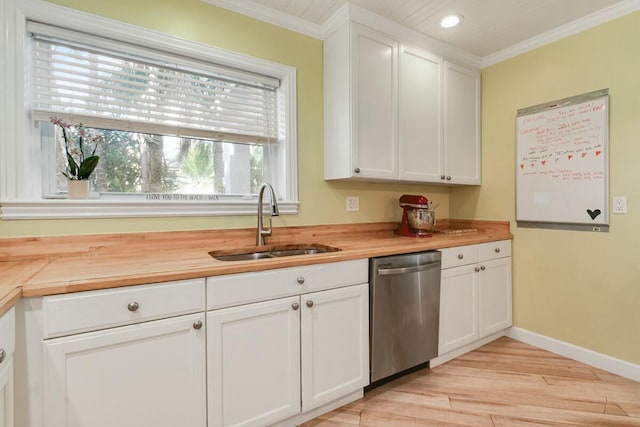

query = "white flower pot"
[67, 180, 90, 199]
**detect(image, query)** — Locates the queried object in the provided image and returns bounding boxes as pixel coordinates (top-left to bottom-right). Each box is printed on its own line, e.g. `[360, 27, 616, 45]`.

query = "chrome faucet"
[256, 183, 279, 246]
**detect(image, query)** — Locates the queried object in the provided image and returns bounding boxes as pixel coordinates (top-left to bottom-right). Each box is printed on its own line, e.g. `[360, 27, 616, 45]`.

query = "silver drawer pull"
[193, 320, 203, 330]
[306, 300, 314, 308]
[296, 276, 305, 285]
[292, 303, 300, 311]
[127, 302, 139, 312]
[457, 254, 464, 259]
[495, 248, 501, 253]
[0, 349, 5, 364]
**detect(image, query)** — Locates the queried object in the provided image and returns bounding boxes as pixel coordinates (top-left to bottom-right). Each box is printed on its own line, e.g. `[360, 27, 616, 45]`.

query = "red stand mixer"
[396, 194, 436, 237]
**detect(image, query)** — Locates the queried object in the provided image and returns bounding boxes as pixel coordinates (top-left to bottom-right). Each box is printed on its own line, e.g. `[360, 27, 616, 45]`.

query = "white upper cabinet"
[443, 60, 481, 184]
[324, 22, 398, 180]
[324, 21, 480, 185]
[398, 45, 443, 182]
[353, 25, 398, 179]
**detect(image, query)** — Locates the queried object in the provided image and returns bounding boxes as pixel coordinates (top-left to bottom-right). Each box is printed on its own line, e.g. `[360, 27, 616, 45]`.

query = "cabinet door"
[0, 358, 14, 427]
[443, 61, 480, 184]
[479, 257, 513, 337]
[207, 297, 300, 427]
[439, 265, 479, 355]
[43, 313, 206, 427]
[301, 283, 369, 411]
[399, 45, 443, 182]
[352, 24, 398, 179]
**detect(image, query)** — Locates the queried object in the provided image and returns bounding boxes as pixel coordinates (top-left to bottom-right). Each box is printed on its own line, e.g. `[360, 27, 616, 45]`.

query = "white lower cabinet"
[300, 284, 369, 412]
[0, 308, 15, 427]
[16, 278, 207, 427]
[18, 262, 369, 427]
[439, 241, 512, 357]
[206, 262, 369, 427]
[207, 296, 301, 427]
[43, 312, 207, 427]
[439, 264, 479, 354]
[478, 257, 513, 336]
[0, 358, 13, 427]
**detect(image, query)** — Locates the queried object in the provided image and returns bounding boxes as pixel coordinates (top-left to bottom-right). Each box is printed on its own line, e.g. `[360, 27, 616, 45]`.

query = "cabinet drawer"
[207, 259, 368, 310]
[42, 278, 205, 339]
[440, 245, 479, 269]
[0, 307, 15, 358]
[478, 240, 511, 261]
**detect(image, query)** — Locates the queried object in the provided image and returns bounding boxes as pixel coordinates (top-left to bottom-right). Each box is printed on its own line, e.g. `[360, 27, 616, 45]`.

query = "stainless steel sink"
[213, 252, 277, 261]
[210, 244, 340, 262]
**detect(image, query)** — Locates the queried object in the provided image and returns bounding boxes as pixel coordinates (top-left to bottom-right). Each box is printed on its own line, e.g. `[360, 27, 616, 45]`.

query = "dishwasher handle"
[377, 261, 440, 276]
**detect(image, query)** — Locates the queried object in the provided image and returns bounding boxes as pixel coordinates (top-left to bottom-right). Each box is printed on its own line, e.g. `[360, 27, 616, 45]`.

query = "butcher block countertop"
[0, 220, 511, 312]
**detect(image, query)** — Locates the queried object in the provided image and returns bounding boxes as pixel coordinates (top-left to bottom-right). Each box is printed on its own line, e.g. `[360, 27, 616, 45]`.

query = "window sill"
[0, 199, 299, 220]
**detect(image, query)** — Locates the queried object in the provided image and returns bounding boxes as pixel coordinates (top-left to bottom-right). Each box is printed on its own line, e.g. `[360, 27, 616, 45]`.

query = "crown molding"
[481, 0, 640, 68]
[320, 3, 350, 38]
[203, 0, 640, 69]
[200, 0, 325, 39]
[201, 0, 481, 68]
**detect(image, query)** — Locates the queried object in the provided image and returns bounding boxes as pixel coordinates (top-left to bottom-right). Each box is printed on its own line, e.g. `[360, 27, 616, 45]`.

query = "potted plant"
[50, 117, 102, 198]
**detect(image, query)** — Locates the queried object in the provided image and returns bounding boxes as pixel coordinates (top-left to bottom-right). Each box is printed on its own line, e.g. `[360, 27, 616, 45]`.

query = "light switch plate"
[346, 196, 359, 212]
[613, 196, 627, 214]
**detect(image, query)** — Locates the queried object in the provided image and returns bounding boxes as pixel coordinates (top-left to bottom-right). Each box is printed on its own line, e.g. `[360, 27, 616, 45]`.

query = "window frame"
[0, 0, 299, 220]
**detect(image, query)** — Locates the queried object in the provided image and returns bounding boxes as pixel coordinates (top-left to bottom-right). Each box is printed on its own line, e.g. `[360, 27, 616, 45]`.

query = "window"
[0, 1, 297, 219]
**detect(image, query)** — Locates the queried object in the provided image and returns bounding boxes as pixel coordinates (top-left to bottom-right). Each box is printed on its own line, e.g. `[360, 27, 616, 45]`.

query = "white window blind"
[29, 22, 279, 144]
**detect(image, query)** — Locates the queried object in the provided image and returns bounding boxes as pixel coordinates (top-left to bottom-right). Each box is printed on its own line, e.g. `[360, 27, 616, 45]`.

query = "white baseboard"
[272, 389, 363, 427]
[430, 330, 507, 368]
[507, 327, 640, 382]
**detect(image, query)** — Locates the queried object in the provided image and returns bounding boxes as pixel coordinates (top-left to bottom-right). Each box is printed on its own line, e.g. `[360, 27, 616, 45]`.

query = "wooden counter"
[0, 259, 49, 316]
[0, 220, 511, 309]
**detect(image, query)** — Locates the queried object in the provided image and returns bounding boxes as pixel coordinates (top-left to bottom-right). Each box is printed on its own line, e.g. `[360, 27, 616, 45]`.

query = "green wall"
[0, 0, 449, 237]
[451, 11, 640, 364]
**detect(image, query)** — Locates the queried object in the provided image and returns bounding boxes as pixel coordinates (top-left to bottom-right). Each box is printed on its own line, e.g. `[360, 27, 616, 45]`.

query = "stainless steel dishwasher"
[369, 250, 441, 384]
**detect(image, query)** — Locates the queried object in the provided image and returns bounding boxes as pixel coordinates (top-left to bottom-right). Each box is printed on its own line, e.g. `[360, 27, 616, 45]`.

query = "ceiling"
[204, 0, 639, 65]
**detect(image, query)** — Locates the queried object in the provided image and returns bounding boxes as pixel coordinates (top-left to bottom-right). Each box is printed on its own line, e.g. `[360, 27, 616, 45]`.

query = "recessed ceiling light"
[440, 14, 463, 28]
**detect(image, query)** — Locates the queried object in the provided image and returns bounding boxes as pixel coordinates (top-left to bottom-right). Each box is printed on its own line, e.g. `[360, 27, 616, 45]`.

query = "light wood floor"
[302, 337, 640, 426]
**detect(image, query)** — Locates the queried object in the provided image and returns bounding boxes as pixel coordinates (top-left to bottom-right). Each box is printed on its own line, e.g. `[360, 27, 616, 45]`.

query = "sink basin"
[213, 252, 277, 261]
[210, 244, 341, 262]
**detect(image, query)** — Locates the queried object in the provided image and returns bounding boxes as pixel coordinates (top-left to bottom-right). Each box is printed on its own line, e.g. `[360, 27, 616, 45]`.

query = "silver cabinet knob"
[193, 320, 203, 330]
[296, 276, 305, 285]
[446, 176, 452, 181]
[474, 267, 480, 272]
[457, 254, 464, 260]
[306, 300, 314, 308]
[292, 303, 300, 310]
[440, 175, 446, 180]
[480, 265, 486, 271]
[354, 168, 360, 174]
[127, 302, 139, 312]
[495, 248, 501, 253]
[0, 349, 5, 364]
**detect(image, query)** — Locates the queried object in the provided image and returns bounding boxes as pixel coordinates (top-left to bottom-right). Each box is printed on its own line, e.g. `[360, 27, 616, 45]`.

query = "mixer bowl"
[406, 208, 436, 231]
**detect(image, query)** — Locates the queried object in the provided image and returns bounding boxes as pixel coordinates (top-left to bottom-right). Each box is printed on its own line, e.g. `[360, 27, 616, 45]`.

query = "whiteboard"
[516, 89, 609, 231]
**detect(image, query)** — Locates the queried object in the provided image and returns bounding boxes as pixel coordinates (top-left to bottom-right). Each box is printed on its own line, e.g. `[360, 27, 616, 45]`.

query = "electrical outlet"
[613, 196, 627, 214]
[346, 196, 360, 212]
